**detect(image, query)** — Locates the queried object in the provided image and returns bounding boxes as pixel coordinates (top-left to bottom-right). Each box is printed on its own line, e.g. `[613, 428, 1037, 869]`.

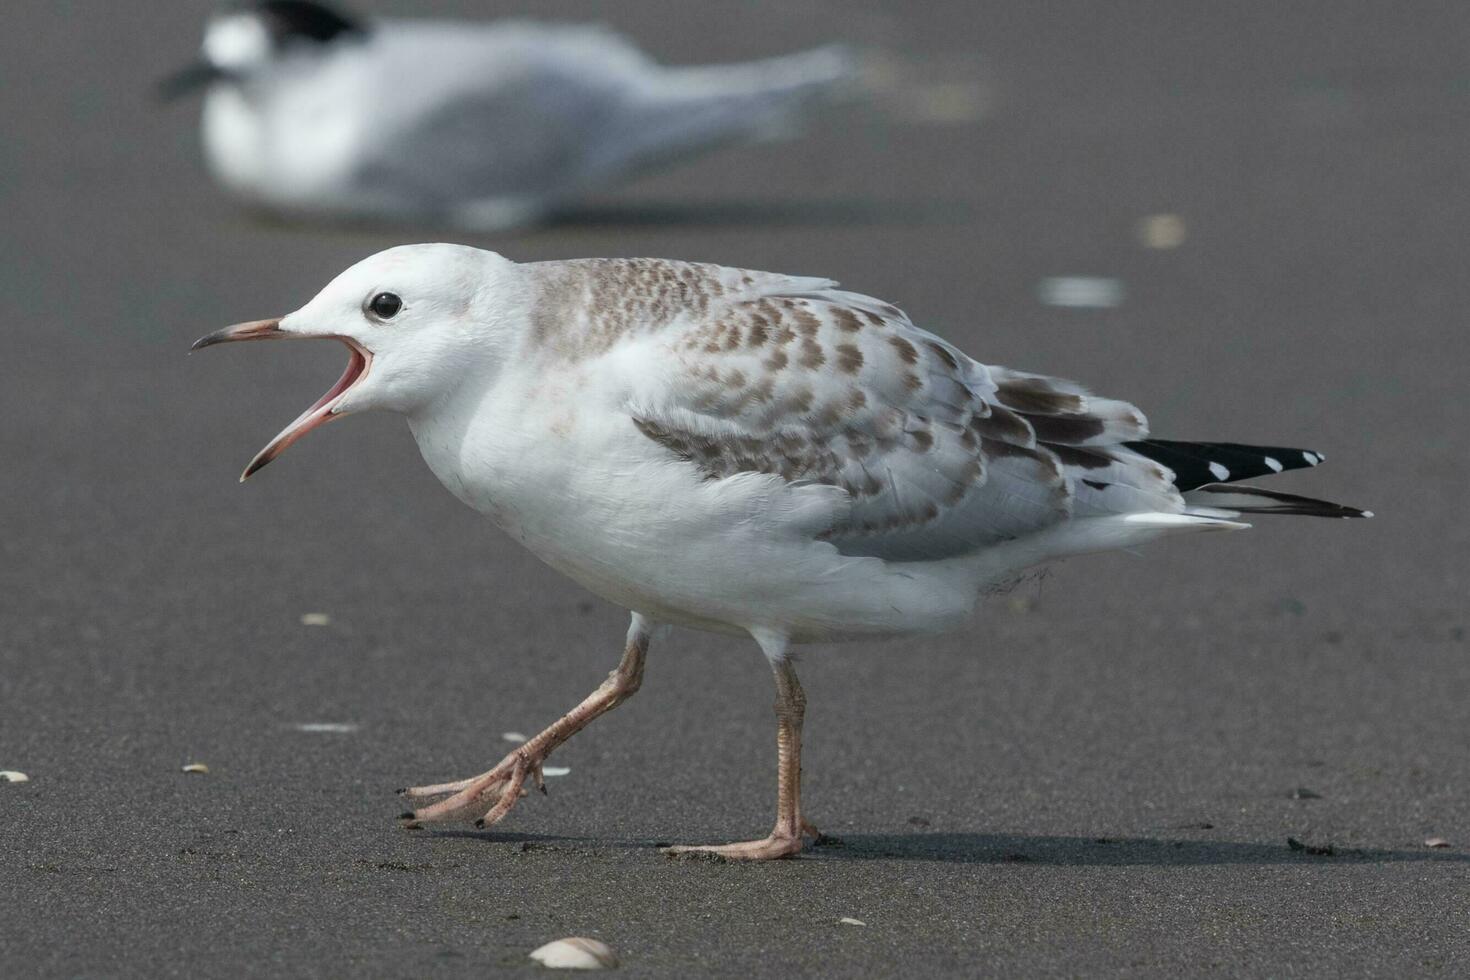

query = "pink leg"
[666, 657, 813, 861]
[399, 617, 649, 829]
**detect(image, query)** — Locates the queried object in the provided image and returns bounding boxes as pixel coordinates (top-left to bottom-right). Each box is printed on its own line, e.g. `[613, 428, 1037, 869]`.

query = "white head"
[193, 244, 523, 479]
[160, 1, 368, 97]
[201, 12, 277, 76]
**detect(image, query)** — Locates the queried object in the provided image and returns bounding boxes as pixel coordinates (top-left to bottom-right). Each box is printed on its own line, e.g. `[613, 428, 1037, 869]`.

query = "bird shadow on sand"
[238, 197, 971, 240]
[411, 828, 1466, 867]
[542, 197, 972, 230]
[809, 832, 1470, 867]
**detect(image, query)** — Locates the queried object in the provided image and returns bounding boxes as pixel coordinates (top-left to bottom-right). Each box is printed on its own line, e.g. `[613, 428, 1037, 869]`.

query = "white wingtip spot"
[1264, 456, 1283, 473]
[1208, 461, 1231, 482]
[1302, 451, 1322, 465]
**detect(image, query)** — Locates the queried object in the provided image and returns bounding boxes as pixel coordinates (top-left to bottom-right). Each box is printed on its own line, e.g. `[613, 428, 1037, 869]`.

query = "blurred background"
[2, 2, 1468, 976]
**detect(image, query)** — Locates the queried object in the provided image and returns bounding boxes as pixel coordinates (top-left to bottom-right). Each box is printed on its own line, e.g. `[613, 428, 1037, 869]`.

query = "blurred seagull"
[193, 244, 1369, 860]
[161, 0, 860, 230]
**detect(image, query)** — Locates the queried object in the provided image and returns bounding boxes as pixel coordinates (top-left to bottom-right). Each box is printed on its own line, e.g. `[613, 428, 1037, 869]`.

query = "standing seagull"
[160, 1, 859, 230]
[193, 244, 1368, 860]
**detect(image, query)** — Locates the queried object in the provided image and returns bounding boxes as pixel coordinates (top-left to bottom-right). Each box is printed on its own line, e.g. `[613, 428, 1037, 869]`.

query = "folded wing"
[621, 267, 1193, 561]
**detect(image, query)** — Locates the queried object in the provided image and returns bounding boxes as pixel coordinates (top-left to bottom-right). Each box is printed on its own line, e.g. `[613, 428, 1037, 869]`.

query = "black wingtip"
[1187, 484, 1372, 519]
[1128, 440, 1332, 492]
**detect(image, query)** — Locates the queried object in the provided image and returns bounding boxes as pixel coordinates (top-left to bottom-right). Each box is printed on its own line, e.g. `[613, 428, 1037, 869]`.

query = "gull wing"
[592, 264, 1177, 561]
[348, 21, 655, 206]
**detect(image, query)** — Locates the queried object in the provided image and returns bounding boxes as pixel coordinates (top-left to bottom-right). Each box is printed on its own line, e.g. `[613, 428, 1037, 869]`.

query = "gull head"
[159, 1, 368, 99]
[193, 244, 520, 481]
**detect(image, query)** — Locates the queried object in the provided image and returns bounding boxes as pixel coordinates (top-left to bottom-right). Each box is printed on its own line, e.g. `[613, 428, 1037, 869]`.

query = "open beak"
[157, 60, 229, 102]
[191, 319, 373, 482]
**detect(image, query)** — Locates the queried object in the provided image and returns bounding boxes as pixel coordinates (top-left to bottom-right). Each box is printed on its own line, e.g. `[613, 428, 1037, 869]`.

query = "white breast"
[200, 58, 367, 211]
[201, 87, 269, 196]
[404, 361, 980, 643]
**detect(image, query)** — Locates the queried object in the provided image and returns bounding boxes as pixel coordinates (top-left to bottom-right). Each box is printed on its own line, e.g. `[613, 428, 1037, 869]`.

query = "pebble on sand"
[1425, 837, 1450, 848]
[839, 917, 867, 926]
[528, 937, 618, 970]
[181, 763, 210, 774]
[300, 613, 332, 627]
[0, 770, 30, 783]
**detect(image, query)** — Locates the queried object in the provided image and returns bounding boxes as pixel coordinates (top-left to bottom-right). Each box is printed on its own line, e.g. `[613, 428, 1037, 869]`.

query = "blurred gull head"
[160, 1, 366, 97]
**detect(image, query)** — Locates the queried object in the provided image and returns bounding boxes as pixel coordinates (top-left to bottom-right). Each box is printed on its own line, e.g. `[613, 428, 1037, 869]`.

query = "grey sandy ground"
[2, 1, 1469, 976]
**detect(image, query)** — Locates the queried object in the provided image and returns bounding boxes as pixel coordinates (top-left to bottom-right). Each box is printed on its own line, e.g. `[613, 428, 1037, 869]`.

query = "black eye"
[368, 292, 402, 320]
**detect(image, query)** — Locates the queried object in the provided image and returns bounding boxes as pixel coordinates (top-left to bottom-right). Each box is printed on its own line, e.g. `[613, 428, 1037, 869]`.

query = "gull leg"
[667, 640, 811, 861]
[399, 614, 650, 829]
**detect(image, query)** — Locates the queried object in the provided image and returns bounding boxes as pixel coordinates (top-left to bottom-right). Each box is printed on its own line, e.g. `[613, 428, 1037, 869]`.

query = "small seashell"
[839, 916, 867, 926]
[1425, 837, 1450, 849]
[181, 763, 210, 774]
[502, 732, 529, 743]
[528, 937, 618, 970]
[0, 770, 30, 783]
[543, 766, 571, 777]
[300, 613, 331, 627]
[1137, 213, 1187, 249]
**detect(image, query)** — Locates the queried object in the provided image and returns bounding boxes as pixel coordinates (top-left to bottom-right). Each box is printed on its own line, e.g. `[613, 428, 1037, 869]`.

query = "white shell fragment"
[293, 723, 360, 733]
[181, 763, 210, 774]
[300, 613, 332, 626]
[1137, 213, 1187, 249]
[1037, 276, 1125, 309]
[1425, 837, 1450, 848]
[543, 766, 572, 778]
[528, 937, 618, 970]
[0, 771, 30, 783]
[502, 732, 529, 743]
[839, 917, 867, 926]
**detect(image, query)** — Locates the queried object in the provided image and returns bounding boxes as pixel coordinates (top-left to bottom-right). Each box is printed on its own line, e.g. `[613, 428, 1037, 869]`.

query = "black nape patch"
[248, 0, 368, 44]
[1126, 439, 1322, 492]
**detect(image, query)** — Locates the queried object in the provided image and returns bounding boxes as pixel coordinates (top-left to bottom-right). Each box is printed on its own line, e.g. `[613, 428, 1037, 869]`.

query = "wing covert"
[610, 264, 1179, 560]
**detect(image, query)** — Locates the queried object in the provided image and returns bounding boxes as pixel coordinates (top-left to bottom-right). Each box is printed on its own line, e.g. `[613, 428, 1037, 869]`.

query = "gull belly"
[406, 366, 977, 643]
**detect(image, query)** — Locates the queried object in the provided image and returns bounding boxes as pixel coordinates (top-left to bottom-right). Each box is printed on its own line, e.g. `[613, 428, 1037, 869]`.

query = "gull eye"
[368, 291, 402, 320]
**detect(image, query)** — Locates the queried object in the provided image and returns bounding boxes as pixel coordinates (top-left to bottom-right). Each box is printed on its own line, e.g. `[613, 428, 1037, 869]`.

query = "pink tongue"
[295, 346, 366, 425]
